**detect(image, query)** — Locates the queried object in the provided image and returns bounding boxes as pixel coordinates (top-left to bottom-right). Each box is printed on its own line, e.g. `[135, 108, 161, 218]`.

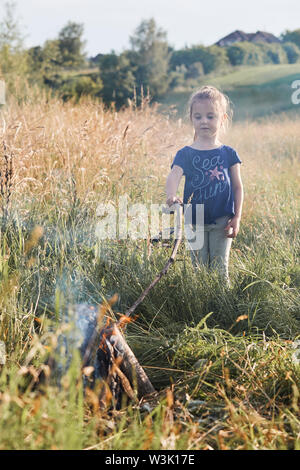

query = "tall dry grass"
[1, 91, 299, 210]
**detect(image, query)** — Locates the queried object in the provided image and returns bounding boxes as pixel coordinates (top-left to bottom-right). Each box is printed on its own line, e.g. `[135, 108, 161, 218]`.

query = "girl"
[165, 86, 243, 282]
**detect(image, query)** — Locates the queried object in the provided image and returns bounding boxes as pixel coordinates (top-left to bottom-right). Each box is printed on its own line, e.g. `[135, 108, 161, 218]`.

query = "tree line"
[1, 1, 300, 108]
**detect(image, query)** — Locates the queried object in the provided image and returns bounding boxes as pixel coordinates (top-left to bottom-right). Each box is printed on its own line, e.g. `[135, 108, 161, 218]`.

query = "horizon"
[0, 0, 299, 57]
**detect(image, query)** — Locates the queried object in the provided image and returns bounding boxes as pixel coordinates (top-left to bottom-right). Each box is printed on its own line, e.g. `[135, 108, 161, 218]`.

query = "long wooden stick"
[81, 204, 183, 389]
[122, 203, 183, 320]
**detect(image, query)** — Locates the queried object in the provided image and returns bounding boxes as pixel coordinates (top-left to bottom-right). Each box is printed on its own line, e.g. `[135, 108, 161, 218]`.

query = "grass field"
[160, 63, 300, 120]
[0, 86, 299, 450]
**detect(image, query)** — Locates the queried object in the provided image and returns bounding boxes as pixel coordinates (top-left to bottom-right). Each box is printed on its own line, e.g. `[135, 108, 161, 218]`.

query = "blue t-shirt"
[171, 145, 242, 224]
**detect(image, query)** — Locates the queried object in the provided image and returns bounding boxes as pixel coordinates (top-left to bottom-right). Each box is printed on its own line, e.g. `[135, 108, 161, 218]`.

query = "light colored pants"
[189, 216, 232, 282]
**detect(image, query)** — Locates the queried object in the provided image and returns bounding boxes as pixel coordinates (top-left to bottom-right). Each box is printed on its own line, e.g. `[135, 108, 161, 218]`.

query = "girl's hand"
[225, 216, 240, 238]
[166, 196, 183, 207]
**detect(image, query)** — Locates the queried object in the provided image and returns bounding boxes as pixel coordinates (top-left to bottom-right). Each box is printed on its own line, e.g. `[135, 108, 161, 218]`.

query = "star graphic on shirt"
[209, 166, 223, 180]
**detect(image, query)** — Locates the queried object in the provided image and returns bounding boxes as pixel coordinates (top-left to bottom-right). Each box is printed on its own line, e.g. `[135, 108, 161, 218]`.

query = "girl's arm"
[225, 163, 243, 238]
[165, 165, 183, 206]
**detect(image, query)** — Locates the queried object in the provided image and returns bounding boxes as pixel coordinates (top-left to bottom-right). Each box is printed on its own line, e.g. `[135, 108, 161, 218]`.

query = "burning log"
[106, 324, 155, 397]
[44, 303, 155, 408]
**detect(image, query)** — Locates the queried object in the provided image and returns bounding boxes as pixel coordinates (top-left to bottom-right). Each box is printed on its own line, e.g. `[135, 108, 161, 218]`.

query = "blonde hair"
[188, 85, 233, 134]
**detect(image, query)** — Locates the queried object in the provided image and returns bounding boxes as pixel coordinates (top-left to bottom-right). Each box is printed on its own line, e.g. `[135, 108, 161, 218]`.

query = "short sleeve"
[228, 148, 242, 167]
[171, 150, 186, 174]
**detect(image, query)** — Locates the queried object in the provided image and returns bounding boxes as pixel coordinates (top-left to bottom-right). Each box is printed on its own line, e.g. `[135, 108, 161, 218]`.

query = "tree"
[60, 74, 103, 102]
[98, 52, 135, 109]
[0, 1, 30, 100]
[129, 18, 171, 99]
[57, 21, 87, 68]
[0, 0, 25, 52]
[28, 40, 63, 81]
[170, 45, 228, 74]
[201, 45, 229, 73]
[185, 61, 204, 79]
[281, 29, 300, 49]
[226, 42, 267, 66]
[281, 42, 300, 64]
[265, 43, 288, 65]
[226, 42, 290, 67]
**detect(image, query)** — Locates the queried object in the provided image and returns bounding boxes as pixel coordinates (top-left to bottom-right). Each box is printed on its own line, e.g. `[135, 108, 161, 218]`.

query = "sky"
[0, 0, 299, 57]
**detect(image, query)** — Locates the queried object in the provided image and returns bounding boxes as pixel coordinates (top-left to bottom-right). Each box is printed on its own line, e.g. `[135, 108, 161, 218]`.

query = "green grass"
[198, 64, 300, 89]
[0, 189, 298, 449]
[160, 63, 300, 120]
[0, 95, 299, 449]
